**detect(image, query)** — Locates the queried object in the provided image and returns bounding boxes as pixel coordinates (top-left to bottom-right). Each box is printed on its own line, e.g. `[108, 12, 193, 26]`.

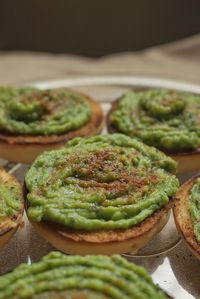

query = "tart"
[107, 89, 200, 174]
[0, 87, 103, 163]
[0, 251, 169, 299]
[0, 167, 23, 248]
[174, 176, 200, 260]
[25, 134, 179, 255]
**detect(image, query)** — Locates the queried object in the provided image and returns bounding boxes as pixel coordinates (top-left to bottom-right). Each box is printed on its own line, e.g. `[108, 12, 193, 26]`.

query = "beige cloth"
[0, 34, 200, 85]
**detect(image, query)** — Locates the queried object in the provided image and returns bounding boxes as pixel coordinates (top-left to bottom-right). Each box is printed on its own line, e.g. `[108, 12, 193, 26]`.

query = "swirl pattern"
[25, 134, 179, 231]
[0, 251, 167, 299]
[109, 89, 200, 152]
[0, 87, 91, 135]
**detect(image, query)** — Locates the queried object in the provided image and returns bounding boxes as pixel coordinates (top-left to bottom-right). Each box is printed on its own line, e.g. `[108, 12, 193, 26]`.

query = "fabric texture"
[0, 34, 200, 85]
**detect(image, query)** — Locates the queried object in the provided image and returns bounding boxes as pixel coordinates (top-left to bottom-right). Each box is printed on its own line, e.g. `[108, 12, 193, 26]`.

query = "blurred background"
[0, 0, 200, 85]
[0, 0, 200, 56]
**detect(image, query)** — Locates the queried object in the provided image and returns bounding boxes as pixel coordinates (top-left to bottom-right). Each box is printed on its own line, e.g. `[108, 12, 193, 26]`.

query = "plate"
[1, 76, 200, 299]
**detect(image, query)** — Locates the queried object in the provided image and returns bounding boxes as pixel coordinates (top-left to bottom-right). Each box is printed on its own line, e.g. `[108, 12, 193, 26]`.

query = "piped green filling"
[189, 178, 200, 243]
[25, 134, 179, 231]
[0, 252, 168, 299]
[0, 87, 91, 135]
[110, 89, 200, 152]
[0, 175, 21, 220]
[33, 290, 108, 299]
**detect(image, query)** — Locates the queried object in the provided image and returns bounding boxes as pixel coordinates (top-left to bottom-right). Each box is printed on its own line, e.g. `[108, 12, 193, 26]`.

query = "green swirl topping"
[189, 178, 200, 243]
[25, 134, 179, 231]
[109, 89, 200, 152]
[0, 169, 22, 223]
[0, 251, 168, 299]
[0, 87, 91, 135]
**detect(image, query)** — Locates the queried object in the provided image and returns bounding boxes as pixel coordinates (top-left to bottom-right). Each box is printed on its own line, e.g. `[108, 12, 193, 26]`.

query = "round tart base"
[29, 205, 171, 255]
[170, 151, 200, 175]
[0, 227, 19, 249]
[0, 168, 24, 249]
[173, 177, 200, 260]
[0, 95, 103, 163]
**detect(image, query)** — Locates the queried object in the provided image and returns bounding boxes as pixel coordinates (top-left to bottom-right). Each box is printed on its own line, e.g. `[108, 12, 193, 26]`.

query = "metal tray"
[1, 76, 200, 299]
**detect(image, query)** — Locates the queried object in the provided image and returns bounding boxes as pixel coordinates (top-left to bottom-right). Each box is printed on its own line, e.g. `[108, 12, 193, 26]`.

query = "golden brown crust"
[0, 168, 24, 248]
[25, 178, 173, 254]
[107, 98, 200, 174]
[54, 201, 173, 243]
[173, 177, 200, 259]
[29, 210, 170, 255]
[0, 91, 103, 163]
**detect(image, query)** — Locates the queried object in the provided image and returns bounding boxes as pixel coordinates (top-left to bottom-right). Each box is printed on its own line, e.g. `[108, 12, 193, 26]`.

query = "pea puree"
[109, 89, 200, 152]
[0, 87, 91, 135]
[25, 134, 179, 231]
[0, 251, 168, 299]
[0, 175, 21, 221]
[189, 178, 200, 243]
[34, 290, 108, 299]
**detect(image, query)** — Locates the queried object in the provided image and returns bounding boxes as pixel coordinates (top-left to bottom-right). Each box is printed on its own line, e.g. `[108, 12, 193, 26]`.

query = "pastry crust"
[24, 132, 176, 255]
[0, 168, 24, 248]
[107, 99, 200, 175]
[173, 176, 200, 260]
[27, 198, 172, 255]
[0, 93, 103, 163]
